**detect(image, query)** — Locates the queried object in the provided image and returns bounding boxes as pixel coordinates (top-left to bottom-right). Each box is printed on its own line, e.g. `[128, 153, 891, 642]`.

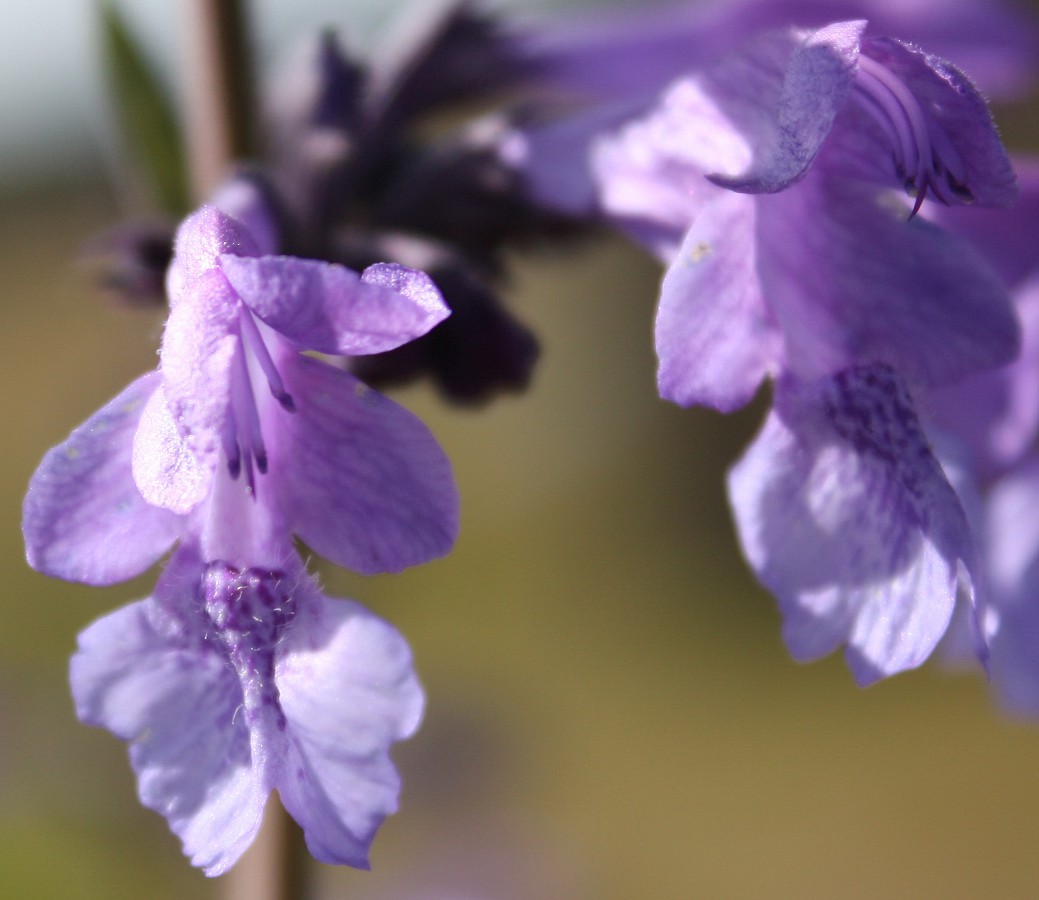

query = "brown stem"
[224, 795, 313, 900]
[182, 0, 255, 203]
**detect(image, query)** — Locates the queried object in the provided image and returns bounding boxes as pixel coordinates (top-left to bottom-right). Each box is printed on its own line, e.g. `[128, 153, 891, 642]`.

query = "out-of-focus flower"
[588, 20, 1021, 683]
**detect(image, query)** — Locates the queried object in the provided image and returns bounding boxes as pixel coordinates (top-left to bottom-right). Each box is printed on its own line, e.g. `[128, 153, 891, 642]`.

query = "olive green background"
[6, 2, 1039, 898]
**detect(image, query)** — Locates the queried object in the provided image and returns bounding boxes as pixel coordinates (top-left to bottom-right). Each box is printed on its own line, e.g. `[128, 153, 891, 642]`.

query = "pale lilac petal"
[655, 190, 781, 410]
[757, 174, 1019, 386]
[594, 77, 752, 258]
[926, 278, 1039, 477]
[132, 384, 212, 514]
[728, 368, 977, 685]
[713, 21, 864, 194]
[70, 576, 267, 876]
[984, 459, 1039, 715]
[158, 268, 240, 480]
[269, 355, 458, 574]
[166, 206, 260, 308]
[218, 255, 449, 356]
[23, 372, 182, 584]
[276, 596, 423, 868]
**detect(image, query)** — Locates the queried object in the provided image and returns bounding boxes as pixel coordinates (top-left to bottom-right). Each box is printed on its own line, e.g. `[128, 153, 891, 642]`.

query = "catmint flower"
[590, 21, 1022, 682]
[23, 192, 458, 872]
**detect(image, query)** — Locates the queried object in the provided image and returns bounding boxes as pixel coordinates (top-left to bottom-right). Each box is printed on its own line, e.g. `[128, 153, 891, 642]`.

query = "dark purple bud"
[80, 219, 174, 307]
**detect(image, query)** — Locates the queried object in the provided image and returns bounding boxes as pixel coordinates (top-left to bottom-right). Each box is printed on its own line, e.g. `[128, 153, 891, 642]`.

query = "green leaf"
[100, 2, 189, 214]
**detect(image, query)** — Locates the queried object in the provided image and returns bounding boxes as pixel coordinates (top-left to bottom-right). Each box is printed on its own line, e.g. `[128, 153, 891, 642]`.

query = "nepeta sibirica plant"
[19, 0, 1039, 891]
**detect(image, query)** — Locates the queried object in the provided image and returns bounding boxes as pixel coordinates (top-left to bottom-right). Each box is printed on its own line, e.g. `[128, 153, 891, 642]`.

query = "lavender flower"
[590, 21, 1021, 682]
[23, 194, 458, 872]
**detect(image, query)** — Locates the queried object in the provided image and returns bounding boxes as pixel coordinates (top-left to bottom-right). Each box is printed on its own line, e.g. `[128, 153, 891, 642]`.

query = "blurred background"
[6, 1, 1039, 898]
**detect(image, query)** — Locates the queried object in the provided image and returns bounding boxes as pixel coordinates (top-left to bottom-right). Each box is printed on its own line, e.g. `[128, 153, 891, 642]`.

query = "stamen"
[230, 341, 267, 495]
[238, 307, 296, 412]
[853, 53, 972, 217]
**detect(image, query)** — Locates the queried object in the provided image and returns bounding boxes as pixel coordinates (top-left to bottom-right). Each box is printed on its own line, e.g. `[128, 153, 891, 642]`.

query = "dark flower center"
[853, 54, 972, 216]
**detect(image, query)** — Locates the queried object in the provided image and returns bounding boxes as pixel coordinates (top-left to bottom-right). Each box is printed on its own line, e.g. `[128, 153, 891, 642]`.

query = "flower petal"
[132, 383, 212, 514]
[269, 355, 458, 574]
[218, 254, 449, 356]
[70, 566, 267, 876]
[655, 189, 781, 411]
[858, 37, 1018, 208]
[23, 372, 182, 584]
[276, 595, 423, 868]
[166, 205, 260, 308]
[757, 173, 1019, 386]
[728, 367, 978, 685]
[712, 21, 865, 194]
[157, 268, 240, 477]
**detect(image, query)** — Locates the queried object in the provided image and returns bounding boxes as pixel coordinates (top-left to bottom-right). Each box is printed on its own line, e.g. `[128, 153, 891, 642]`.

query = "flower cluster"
[23, 0, 1039, 883]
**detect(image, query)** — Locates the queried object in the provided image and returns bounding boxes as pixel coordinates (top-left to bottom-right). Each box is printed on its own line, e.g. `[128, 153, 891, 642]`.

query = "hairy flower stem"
[183, 0, 255, 202]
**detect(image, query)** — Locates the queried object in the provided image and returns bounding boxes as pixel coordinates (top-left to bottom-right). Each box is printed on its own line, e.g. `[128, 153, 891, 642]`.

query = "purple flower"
[592, 21, 1021, 682]
[70, 544, 422, 875]
[23, 193, 458, 871]
[24, 199, 457, 582]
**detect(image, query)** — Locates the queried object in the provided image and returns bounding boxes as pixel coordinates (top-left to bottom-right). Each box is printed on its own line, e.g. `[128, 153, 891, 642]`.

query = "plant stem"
[224, 796, 313, 900]
[182, 0, 255, 202]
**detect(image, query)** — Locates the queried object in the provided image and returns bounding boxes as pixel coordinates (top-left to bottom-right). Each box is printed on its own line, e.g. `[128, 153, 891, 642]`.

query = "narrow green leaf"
[100, 2, 189, 214]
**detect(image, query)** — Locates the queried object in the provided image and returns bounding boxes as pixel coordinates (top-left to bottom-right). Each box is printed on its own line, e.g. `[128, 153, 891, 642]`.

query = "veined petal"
[23, 372, 182, 584]
[218, 255, 449, 356]
[728, 367, 979, 685]
[276, 595, 423, 868]
[712, 20, 865, 194]
[757, 174, 1019, 386]
[270, 356, 458, 574]
[655, 190, 780, 411]
[70, 584, 267, 876]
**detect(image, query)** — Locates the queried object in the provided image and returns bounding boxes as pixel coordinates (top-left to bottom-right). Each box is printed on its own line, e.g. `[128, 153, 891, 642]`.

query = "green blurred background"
[6, 1, 1039, 898]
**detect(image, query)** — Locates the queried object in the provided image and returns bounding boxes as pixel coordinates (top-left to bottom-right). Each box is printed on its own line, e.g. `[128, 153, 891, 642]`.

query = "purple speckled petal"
[728, 367, 979, 685]
[70, 570, 267, 876]
[269, 355, 458, 574]
[712, 20, 864, 194]
[23, 372, 182, 584]
[276, 595, 423, 868]
[218, 255, 449, 356]
[655, 189, 781, 411]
